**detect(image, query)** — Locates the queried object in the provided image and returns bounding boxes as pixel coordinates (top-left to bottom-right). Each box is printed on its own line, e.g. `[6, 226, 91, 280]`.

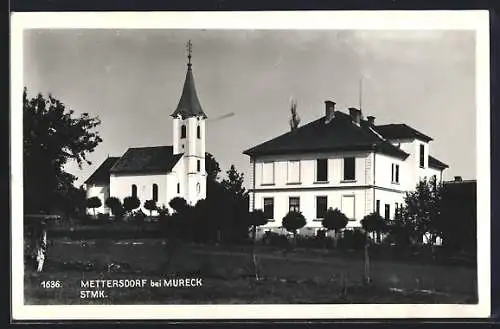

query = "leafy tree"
[221, 165, 246, 199]
[86, 197, 102, 217]
[144, 199, 157, 217]
[169, 197, 189, 214]
[322, 208, 349, 247]
[105, 197, 124, 219]
[385, 207, 412, 247]
[123, 196, 140, 215]
[402, 176, 442, 245]
[23, 88, 102, 213]
[282, 211, 306, 236]
[205, 152, 221, 182]
[361, 212, 388, 243]
[248, 209, 268, 280]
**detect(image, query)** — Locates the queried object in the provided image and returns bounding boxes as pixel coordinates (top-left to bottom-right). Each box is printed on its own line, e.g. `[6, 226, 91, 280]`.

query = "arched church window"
[131, 184, 137, 198]
[152, 184, 158, 202]
[177, 183, 180, 194]
[197, 125, 201, 139]
[197, 160, 201, 172]
[181, 125, 187, 139]
[196, 183, 201, 194]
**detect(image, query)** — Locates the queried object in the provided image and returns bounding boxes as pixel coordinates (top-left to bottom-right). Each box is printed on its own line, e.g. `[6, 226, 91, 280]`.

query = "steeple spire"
[171, 40, 207, 119]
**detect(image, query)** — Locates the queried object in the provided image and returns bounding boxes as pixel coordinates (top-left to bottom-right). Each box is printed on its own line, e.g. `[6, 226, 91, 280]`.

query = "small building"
[84, 42, 207, 215]
[243, 101, 448, 234]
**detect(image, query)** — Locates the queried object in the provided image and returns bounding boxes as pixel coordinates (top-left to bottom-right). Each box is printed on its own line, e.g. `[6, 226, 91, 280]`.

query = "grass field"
[24, 238, 477, 304]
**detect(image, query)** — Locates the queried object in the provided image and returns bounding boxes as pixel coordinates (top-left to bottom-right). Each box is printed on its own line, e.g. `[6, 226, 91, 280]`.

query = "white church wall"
[85, 184, 110, 215]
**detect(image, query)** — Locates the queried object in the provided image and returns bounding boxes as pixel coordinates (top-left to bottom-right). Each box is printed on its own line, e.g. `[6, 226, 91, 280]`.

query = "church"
[84, 41, 207, 215]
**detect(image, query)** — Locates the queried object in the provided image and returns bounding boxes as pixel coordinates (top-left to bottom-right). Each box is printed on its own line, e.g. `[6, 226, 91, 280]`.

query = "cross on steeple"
[186, 40, 193, 67]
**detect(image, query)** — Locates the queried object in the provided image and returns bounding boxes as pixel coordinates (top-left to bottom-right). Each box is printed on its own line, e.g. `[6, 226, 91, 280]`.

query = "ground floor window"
[376, 200, 380, 215]
[316, 196, 327, 219]
[263, 197, 274, 220]
[385, 204, 390, 220]
[289, 197, 300, 212]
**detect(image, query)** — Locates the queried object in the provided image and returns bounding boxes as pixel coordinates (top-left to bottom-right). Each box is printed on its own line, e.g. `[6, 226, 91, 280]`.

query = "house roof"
[171, 64, 207, 119]
[428, 155, 449, 169]
[84, 157, 120, 185]
[373, 123, 433, 142]
[243, 111, 409, 159]
[109, 146, 183, 174]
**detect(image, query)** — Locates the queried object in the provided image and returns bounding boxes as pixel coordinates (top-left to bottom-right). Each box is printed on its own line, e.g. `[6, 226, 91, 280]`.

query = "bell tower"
[171, 40, 207, 205]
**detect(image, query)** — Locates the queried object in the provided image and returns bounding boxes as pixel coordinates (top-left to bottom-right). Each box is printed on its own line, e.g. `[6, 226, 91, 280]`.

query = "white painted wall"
[85, 184, 110, 215]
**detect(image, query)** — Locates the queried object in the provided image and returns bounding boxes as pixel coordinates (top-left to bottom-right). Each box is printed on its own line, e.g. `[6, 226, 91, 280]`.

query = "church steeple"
[171, 40, 207, 119]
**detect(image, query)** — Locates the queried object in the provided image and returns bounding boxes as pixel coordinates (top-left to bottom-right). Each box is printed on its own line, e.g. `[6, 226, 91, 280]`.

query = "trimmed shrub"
[338, 229, 367, 250]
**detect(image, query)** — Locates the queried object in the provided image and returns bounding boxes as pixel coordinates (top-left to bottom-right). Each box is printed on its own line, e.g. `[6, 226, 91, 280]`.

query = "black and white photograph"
[11, 11, 490, 320]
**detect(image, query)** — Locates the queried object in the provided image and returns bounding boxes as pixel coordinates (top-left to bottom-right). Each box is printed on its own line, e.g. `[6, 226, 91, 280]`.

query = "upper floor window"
[181, 125, 187, 139]
[316, 159, 328, 182]
[197, 125, 201, 139]
[262, 162, 275, 185]
[152, 184, 158, 202]
[391, 163, 400, 183]
[131, 184, 137, 198]
[419, 144, 425, 168]
[287, 160, 300, 184]
[316, 196, 328, 219]
[343, 157, 356, 181]
[263, 197, 274, 220]
[289, 197, 300, 212]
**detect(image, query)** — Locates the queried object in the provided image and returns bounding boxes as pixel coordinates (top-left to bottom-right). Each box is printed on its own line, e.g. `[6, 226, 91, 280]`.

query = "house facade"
[244, 101, 448, 235]
[85, 44, 207, 215]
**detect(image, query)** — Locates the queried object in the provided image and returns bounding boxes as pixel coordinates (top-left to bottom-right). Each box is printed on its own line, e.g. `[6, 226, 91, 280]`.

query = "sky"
[23, 29, 476, 188]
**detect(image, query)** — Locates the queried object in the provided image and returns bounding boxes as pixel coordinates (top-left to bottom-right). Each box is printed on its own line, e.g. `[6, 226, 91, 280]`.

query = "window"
[152, 184, 158, 202]
[316, 196, 328, 219]
[131, 184, 137, 198]
[391, 164, 400, 183]
[342, 195, 355, 220]
[263, 198, 274, 219]
[419, 144, 425, 168]
[376, 200, 380, 215]
[262, 162, 275, 185]
[343, 157, 355, 181]
[181, 125, 187, 139]
[316, 159, 328, 182]
[289, 197, 300, 212]
[197, 160, 201, 172]
[177, 183, 180, 194]
[196, 183, 201, 194]
[384, 204, 390, 221]
[287, 160, 300, 183]
[197, 125, 201, 139]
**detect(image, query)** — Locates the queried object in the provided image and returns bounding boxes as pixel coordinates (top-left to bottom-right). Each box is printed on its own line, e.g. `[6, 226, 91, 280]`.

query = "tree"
[221, 165, 246, 199]
[144, 199, 157, 217]
[205, 152, 221, 182]
[86, 197, 102, 217]
[361, 212, 388, 243]
[105, 197, 124, 219]
[123, 196, 140, 216]
[402, 176, 442, 245]
[321, 208, 349, 247]
[169, 197, 189, 214]
[23, 88, 102, 214]
[282, 211, 306, 238]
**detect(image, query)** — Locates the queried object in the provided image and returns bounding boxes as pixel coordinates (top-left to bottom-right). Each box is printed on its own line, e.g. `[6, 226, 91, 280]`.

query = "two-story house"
[243, 100, 448, 235]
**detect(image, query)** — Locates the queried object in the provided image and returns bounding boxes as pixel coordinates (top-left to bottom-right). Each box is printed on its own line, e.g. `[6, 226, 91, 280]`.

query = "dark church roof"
[243, 111, 409, 159]
[171, 63, 207, 119]
[109, 146, 183, 174]
[84, 157, 120, 185]
[373, 123, 433, 142]
[428, 155, 449, 169]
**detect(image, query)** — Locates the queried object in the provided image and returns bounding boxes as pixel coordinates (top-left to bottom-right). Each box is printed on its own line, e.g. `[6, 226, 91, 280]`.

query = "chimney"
[366, 115, 375, 127]
[454, 176, 462, 182]
[348, 107, 362, 126]
[324, 101, 336, 123]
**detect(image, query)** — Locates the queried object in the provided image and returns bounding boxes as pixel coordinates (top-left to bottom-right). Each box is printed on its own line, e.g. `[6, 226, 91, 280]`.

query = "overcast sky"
[23, 29, 476, 188]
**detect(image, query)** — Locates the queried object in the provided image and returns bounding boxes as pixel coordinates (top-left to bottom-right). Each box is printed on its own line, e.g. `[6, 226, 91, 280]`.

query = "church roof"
[374, 123, 433, 142]
[109, 146, 183, 174]
[243, 111, 409, 159]
[171, 64, 207, 119]
[84, 157, 120, 185]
